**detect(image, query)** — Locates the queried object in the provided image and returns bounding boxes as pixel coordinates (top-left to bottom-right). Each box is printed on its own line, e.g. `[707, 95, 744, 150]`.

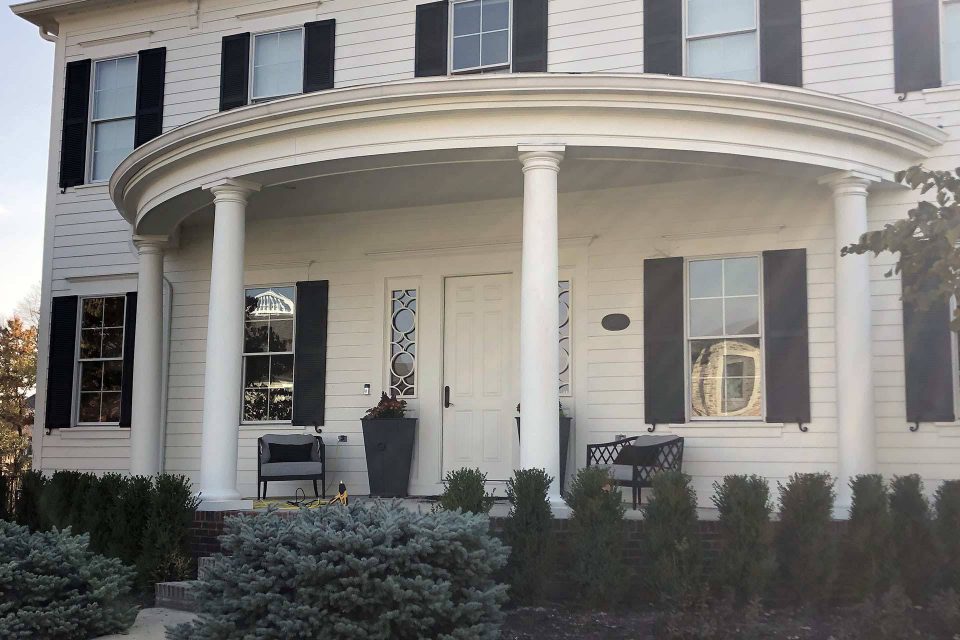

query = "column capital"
[818, 170, 881, 195]
[202, 178, 261, 203]
[518, 144, 565, 172]
[132, 234, 170, 254]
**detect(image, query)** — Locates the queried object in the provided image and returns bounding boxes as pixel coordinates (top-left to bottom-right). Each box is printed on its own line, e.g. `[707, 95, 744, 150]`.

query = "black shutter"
[59, 60, 92, 190]
[643, 0, 682, 76]
[644, 258, 686, 425]
[893, 0, 941, 93]
[512, 0, 548, 72]
[415, 1, 449, 77]
[119, 293, 137, 428]
[762, 249, 811, 424]
[45, 296, 79, 430]
[220, 33, 251, 111]
[902, 264, 955, 424]
[134, 48, 167, 147]
[759, 0, 802, 87]
[292, 280, 329, 426]
[304, 20, 336, 93]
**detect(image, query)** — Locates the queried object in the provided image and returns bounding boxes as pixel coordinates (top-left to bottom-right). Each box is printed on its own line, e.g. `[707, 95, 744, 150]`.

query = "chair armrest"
[315, 436, 326, 464]
[586, 436, 639, 466]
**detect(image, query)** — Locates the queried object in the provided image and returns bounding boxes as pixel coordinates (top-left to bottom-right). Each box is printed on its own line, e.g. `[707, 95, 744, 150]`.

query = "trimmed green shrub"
[0, 474, 8, 521]
[712, 475, 774, 603]
[837, 586, 918, 640]
[775, 473, 836, 606]
[564, 466, 626, 609]
[169, 501, 508, 640]
[39, 470, 85, 530]
[138, 474, 200, 583]
[503, 468, 554, 604]
[935, 480, 960, 591]
[643, 470, 703, 606]
[12, 469, 44, 531]
[0, 520, 137, 639]
[841, 474, 893, 601]
[890, 474, 940, 602]
[111, 474, 154, 565]
[435, 467, 495, 515]
[930, 589, 960, 636]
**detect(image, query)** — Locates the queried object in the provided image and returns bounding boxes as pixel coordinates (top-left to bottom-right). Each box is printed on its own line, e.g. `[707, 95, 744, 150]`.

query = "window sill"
[70, 181, 110, 192]
[57, 426, 130, 439]
[669, 422, 785, 437]
[240, 422, 298, 430]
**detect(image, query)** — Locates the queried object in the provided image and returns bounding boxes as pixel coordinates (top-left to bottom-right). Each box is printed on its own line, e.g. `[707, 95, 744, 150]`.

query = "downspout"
[159, 276, 173, 472]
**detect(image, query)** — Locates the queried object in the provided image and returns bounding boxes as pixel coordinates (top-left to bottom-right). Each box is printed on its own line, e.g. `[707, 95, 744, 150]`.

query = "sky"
[0, 4, 54, 318]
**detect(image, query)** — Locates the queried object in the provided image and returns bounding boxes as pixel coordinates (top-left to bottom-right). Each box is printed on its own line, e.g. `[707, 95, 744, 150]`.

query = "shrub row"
[8, 469, 199, 584]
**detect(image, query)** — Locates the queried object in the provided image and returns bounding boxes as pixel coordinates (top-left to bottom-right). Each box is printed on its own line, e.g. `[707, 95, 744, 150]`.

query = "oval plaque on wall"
[601, 313, 631, 332]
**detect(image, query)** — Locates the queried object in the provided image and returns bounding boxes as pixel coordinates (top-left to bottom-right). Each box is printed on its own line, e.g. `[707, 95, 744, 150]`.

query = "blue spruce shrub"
[170, 501, 509, 640]
[0, 520, 137, 640]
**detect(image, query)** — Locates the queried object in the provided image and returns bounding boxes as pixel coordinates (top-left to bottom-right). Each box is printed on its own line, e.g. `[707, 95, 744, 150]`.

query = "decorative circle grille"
[389, 289, 417, 397]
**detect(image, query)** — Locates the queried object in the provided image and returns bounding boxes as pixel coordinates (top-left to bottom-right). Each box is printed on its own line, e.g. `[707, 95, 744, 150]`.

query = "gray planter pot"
[361, 417, 417, 498]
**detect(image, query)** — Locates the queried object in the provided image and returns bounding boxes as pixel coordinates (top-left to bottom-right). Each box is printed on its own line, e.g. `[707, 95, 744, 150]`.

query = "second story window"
[90, 56, 137, 182]
[252, 28, 304, 101]
[944, 1, 960, 84]
[686, 0, 758, 82]
[451, 0, 510, 73]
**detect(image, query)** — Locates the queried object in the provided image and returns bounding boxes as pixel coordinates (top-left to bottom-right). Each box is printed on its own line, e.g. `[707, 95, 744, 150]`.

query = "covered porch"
[108, 74, 945, 511]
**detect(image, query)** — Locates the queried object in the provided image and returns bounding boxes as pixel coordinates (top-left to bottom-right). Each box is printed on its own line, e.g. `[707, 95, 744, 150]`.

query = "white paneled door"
[442, 274, 517, 481]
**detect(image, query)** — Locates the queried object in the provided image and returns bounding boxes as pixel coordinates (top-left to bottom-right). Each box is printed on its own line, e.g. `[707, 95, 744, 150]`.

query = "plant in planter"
[361, 392, 417, 498]
[515, 402, 573, 494]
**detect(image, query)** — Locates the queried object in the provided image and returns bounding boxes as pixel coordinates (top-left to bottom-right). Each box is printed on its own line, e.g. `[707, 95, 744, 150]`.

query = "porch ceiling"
[109, 73, 948, 236]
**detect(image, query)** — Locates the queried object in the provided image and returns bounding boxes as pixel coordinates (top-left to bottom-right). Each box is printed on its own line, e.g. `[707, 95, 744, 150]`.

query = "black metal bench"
[586, 435, 684, 509]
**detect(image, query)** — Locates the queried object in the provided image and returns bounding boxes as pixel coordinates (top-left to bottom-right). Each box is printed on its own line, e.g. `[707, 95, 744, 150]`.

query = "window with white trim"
[251, 28, 305, 101]
[243, 286, 296, 422]
[559, 280, 572, 396]
[450, 0, 511, 73]
[77, 296, 127, 424]
[388, 288, 418, 397]
[685, 0, 759, 82]
[687, 256, 763, 418]
[944, 1, 960, 84]
[90, 56, 138, 182]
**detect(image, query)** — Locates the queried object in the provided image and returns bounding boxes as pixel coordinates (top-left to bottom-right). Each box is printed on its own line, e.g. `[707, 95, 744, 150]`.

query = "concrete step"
[155, 581, 197, 613]
[197, 556, 216, 581]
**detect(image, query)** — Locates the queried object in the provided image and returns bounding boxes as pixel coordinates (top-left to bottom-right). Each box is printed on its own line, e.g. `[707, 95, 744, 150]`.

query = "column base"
[197, 498, 254, 512]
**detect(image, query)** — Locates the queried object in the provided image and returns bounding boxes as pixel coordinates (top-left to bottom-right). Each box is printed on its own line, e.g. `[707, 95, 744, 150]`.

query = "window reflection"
[243, 287, 296, 421]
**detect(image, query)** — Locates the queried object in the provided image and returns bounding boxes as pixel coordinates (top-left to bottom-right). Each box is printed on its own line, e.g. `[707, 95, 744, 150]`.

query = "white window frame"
[249, 27, 306, 103]
[683, 253, 766, 422]
[385, 284, 420, 399]
[559, 279, 573, 398]
[74, 295, 127, 426]
[448, 0, 513, 74]
[241, 284, 297, 424]
[682, 0, 761, 82]
[941, 0, 960, 86]
[87, 54, 139, 184]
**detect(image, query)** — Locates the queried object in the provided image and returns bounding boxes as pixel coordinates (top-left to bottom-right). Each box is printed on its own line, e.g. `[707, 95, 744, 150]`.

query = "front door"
[442, 274, 516, 481]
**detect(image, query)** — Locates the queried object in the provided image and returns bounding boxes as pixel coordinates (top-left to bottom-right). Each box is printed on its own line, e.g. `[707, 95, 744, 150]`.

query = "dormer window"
[251, 28, 305, 101]
[450, 0, 510, 73]
[685, 0, 759, 82]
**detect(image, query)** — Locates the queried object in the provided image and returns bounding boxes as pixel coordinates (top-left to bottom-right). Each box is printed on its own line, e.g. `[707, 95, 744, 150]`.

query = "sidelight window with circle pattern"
[389, 289, 418, 397]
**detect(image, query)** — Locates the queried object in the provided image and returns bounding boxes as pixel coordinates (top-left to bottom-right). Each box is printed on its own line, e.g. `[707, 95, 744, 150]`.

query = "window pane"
[454, 0, 481, 35]
[269, 388, 293, 421]
[102, 328, 124, 358]
[687, 0, 755, 36]
[269, 320, 294, 352]
[79, 393, 101, 423]
[253, 30, 303, 98]
[102, 360, 124, 391]
[725, 296, 760, 335]
[93, 57, 137, 120]
[690, 298, 723, 337]
[80, 328, 102, 359]
[688, 32, 759, 82]
[245, 355, 270, 387]
[482, 0, 509, 31]
[92, 119, 135, 181]
[100, 392, 121, 423]
[243, 390, 269, 422]
[389, 289, 418, 397]
[80, 362, 104, 392]
[245, 322, 270, 353]
[689, 260, 722, 298]
[103, 297, 126, 326]
[724, 257, 759, 296]
[270, 354, 294, 388]
[453, 34, 481, 69]
[482, 30, 509, 66]
[690, 338, 761, 417]
[945, 3, 960, 84]
[82, 298, 105, 328]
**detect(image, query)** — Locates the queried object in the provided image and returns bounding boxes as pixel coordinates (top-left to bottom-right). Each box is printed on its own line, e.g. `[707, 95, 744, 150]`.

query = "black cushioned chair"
[585, 434, 684, 509]
[257, 434, 326, 499]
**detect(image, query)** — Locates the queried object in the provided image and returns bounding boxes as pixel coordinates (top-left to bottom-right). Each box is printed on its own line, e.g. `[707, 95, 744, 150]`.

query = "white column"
[129, 235, 168, 476]
[197, 179, 260, 510]
[821, 171, 880, 515]
[518, 145, 565, 502]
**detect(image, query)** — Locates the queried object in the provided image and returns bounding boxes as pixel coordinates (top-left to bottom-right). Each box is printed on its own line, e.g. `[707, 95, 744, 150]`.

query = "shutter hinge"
[647, 423, 657, 433]
[797, 421, 808, 433]
[909, 421, 920, 432]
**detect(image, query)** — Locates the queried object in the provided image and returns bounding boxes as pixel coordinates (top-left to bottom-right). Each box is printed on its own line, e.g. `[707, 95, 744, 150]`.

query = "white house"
[12, 0, 960, 513]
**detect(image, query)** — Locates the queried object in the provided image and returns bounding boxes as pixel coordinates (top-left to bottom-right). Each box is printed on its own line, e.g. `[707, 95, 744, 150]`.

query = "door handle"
[444, 386, 452, 408]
